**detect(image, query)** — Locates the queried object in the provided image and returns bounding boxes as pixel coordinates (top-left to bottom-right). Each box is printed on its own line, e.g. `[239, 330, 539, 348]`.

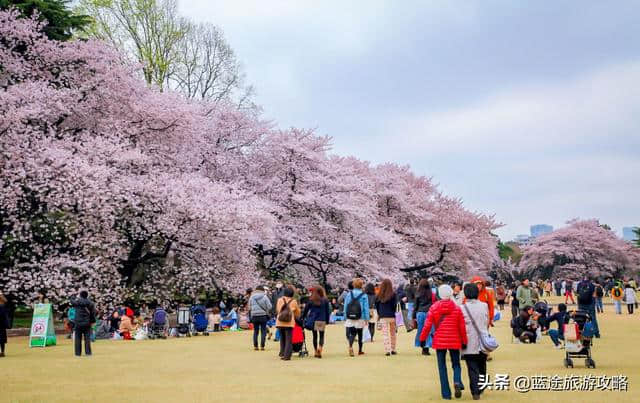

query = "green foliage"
[0, 0, 92, 41]
[498, 241, 523, 264]
[634, 227, 640, 247]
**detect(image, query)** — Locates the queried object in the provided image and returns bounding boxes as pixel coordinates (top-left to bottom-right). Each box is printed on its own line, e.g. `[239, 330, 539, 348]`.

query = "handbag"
[394, 303, 405, 328]
[463, 304, 499, 353]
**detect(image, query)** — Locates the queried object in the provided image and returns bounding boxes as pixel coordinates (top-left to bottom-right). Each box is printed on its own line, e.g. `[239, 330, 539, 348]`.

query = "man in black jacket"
[70, 291, 96, 356]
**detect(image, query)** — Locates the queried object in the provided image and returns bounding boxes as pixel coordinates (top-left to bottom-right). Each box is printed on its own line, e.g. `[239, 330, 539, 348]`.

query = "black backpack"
[346, 291, 364, 320]
[577, 283, 593, 304]
[595, 286, 604, 298]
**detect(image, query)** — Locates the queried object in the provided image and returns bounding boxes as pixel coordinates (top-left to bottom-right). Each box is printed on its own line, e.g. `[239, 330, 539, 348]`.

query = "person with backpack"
[420, 284, 467, 400]
[624, 282, 637, 314]
[302, 285, 331, 358]
[70, 290, 96, 356]
[343, 278, 370, 357]
[594, 282, 604, 313]
[276, 285, 301, 361]
[460, 283, 489, 400]
[249, 285, 273, 351]
[412, 278, 434, 355]
[577, 277, 600, 338]
[611, 282, 624, 314]
[375, 279, 398, 356]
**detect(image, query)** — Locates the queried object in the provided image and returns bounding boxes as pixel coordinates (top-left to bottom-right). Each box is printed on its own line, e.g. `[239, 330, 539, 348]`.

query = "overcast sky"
[179, 0, 639, 241]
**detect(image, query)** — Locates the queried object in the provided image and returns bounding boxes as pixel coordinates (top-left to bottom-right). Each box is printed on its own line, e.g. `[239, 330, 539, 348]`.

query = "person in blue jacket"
[343, 278, 370, 357]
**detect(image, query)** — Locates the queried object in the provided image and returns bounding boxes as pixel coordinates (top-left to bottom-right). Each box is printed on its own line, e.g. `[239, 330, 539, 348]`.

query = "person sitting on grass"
[118, 308, 136, 340]
[512, 306, 538, 343]
[546, 303, 569, 349]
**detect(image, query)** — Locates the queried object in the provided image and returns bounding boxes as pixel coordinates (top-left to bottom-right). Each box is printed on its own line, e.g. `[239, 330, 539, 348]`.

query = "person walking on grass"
[276, 286, 300, 361]
[412, 278, 433, 356]
[594, 282, 604, 313]
[564, 279, 575, 304]
[510, 282, 520, 319]
[577, 277, 600, 338]
[420, 285, 468, 400]
[611, 282, 624, 314]
[375, 279, 398, 356]
[365, 283, 378, 342]
[516, 279, 534, 311]
[343, 278, 370, 357]
[70, 290, 96, 356]
[0, 293, 8, 357]
[302, 285, 331, 358]
[249, 285, 272, 351]
[624, 283, 637, 314]
[461, 283, 488, 401]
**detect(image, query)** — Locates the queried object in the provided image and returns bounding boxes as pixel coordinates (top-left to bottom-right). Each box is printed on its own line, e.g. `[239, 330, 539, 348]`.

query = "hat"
[438, 284, 453, 300]
[471, 276, 484, 284]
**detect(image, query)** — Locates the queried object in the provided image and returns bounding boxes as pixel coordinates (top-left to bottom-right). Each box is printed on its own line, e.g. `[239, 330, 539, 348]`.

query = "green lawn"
[2, 298, 638, 402]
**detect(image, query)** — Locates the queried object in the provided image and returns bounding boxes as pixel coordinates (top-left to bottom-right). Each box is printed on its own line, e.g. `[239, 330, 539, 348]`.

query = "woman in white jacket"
[461, 283, 489, 400]
[624, 284, 637, 314]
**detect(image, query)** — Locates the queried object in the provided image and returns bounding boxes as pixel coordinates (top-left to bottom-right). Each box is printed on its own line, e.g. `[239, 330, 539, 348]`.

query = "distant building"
[530, 224, 553, 238]
[514, 234, 533, 245]
[623, 227, 638, 242]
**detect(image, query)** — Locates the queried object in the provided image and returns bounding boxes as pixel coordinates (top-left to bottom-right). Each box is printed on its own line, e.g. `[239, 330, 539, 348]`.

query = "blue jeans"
[578, 303, 600, 337]
[436, 349, 463, 399]
[595, 297, 603, 313]
[614, 300, 622, 314]
[274, 328, 280, 341]
[414, 311, 426, 347]
[548, 329, 564, 346]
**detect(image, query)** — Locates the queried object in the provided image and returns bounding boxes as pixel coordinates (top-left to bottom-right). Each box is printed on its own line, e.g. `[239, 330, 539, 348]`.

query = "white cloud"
[380, 61, 640, 156]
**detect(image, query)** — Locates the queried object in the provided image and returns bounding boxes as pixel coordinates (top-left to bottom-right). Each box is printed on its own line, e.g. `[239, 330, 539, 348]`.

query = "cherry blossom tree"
[519, 219, 640, 280]
[1, 9, 502, 307]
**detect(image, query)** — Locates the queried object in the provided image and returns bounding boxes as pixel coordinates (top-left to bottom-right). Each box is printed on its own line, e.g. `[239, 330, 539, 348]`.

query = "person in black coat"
[0, 293, 8, 357]
[512, 306, 537, 343]
[70, 290, 96, 356]
[302, 285, 331, 358]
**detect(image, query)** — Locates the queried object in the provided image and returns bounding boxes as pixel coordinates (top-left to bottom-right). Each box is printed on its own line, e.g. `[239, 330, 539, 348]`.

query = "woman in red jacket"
[420, 284, 468, 400]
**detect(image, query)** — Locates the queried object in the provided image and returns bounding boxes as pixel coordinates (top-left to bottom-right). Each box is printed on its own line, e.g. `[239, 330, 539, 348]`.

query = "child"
[209, 307, 221, 332]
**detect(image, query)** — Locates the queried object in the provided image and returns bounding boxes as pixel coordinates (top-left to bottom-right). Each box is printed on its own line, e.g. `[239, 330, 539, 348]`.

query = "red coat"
[420, 299, 468, 350]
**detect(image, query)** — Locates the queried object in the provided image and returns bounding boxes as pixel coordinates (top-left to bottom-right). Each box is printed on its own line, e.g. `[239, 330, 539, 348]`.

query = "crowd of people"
[1, 274, 639, 400]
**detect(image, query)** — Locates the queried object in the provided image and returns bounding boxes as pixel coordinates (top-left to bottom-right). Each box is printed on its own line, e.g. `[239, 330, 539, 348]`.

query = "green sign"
[29, 303, 57, 347]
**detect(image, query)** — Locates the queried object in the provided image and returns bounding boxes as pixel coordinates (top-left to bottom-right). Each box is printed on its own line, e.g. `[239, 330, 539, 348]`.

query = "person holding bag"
[375, 279, 398, 356]
[276, 286, 300, 361]
[420, 285, 468, 400]
[365, 283, 378, 342]
[412, 279, 433, 356]
[461, 283, 490, 400]
[302, 285, 331, 358]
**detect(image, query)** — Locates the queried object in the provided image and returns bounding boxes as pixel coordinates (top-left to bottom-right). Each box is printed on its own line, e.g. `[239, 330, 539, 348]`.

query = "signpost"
[29, 303, 57, 347]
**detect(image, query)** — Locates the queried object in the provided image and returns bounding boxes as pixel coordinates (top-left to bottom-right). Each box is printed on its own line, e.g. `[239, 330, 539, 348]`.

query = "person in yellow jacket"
[611, 282, 624, 314]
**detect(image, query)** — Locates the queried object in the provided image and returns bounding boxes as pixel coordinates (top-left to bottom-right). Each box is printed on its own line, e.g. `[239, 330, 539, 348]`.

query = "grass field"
[2, 296, 639, 402]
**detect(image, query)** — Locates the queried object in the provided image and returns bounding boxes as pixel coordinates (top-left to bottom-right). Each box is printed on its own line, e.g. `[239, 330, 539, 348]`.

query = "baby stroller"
[292, 319, 309, 358]
[149, 307, 168, 339]
[177, 306, 192, 337]
[191, 305, 209, 336]
[563, 310, 596, 368]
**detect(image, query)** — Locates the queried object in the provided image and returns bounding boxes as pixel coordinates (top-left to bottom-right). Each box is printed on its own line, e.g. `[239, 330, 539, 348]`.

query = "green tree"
[633, 227, 640, 247]
[0, 0, 91, 41]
